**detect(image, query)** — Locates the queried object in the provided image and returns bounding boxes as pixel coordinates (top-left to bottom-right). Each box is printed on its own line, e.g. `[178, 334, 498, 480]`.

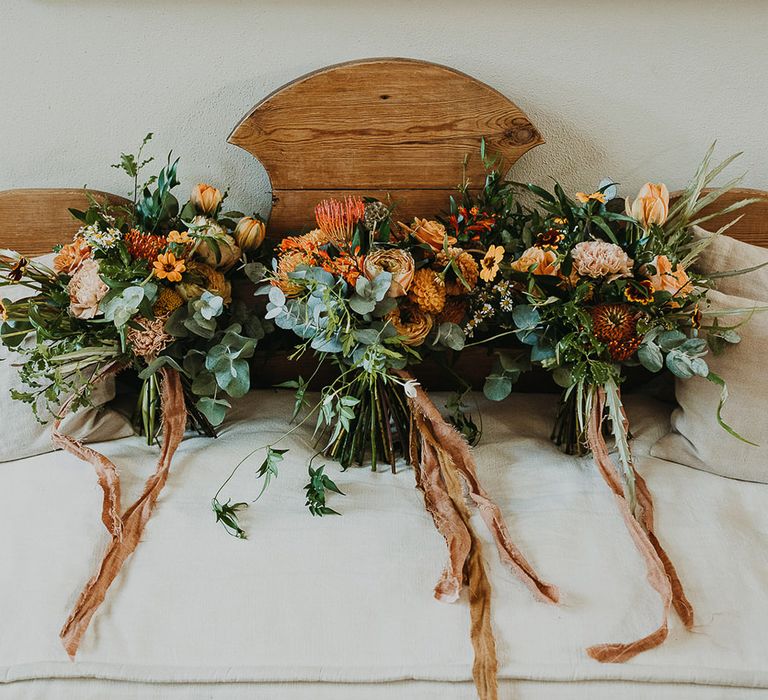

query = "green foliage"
[304, 465, 344, 516]
[212, 498, 249, 539]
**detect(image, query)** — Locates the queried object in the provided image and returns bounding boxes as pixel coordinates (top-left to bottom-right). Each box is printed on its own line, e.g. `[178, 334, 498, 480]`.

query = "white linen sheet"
[1, 391, 766, 699]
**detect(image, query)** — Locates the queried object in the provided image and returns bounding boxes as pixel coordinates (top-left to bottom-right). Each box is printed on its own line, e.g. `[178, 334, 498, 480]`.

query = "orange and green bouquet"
[0, 134, 274, 658]
[0, 134, 270, 440]
[463, 145, 763, 660]
[212, 196, 480, 532]
[470, 146, 758, 492]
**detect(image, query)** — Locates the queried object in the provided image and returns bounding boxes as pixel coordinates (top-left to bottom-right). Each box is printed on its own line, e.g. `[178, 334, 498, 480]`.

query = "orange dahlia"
[408, 268, 446, 314]
[437, 297, 469, 325]
[590, 303, 638, 342]
[125, 229, 168, 261]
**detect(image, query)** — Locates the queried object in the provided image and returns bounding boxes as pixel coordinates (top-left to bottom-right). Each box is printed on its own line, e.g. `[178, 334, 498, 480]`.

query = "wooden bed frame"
[1, 58, 766, 390]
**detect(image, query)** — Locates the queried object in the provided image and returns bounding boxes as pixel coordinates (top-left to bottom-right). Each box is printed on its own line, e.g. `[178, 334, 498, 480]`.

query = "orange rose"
[626, 183, 669, 228]
[191, 183, 223, 215]
[234, 216, 266, 252]
[510, 246, 560, 276]
[54, 238, 92, 275]
[645, 255, 693, 302]
[402, 218, 456, 252]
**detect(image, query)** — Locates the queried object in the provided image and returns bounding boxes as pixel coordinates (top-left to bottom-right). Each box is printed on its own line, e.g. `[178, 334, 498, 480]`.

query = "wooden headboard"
[228, 57, 543, 238]
[670, 187, 768, 248]
[0, 188, 130, 256]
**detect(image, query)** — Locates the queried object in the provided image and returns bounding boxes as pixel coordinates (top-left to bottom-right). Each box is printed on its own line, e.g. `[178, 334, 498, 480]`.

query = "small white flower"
[403, 379, 420, 398]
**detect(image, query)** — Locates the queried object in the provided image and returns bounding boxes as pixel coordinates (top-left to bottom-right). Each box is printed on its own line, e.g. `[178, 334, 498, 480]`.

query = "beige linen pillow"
[651, 289, 767, 482]
[0, 256, 133, 462]
[693, 226, 768, 301]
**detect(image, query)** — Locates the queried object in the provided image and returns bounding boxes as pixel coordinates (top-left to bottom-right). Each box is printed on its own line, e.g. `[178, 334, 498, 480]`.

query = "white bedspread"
[1, 391, 767, 699]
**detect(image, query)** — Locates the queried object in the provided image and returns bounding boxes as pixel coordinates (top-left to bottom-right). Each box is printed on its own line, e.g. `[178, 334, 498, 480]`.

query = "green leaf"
[706, 371, 758, 446]
[512, 305, 540, 330]
[484, 374, 513, 401]
[304, 465, 345, 517]
[212, 498, 248, 539]
[637, 341, 664, 373]
[197, 397, 231, 426]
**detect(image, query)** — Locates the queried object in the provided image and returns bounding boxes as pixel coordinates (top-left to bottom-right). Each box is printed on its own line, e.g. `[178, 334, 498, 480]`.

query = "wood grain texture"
[229, 58, 543, 237]
[0, 189, 131, 256]
[671, 187, 768, 247]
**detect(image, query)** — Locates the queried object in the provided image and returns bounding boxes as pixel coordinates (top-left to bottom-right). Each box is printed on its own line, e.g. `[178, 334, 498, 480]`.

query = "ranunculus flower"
[644, 255, 694, 302]
[54, 238, 92, 275]
[626, 183, 669, 228]
[571, 240, 633, 280]
[234, 216, 266, 252]
[68, 259, 108, 319]
[191, 183, 223, 215]
[385, 302, 434, 346]
[510, 246, 560, 276]
[363, 248, 415, 297]
[404, 218, 456, 252]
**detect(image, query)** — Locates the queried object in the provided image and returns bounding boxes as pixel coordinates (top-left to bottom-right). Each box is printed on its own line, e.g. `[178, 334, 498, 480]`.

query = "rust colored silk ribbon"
[586, 386, 694, 662]
[397, 370, 558, 700]
[53, 367, 187, 658]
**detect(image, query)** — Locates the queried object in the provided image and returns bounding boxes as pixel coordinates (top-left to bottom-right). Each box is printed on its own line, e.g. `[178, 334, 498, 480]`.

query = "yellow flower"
[626, 182, 669, 228]
[0, 299, 7, 322]
[480, 245, 505, 282]
[153, 286, 185, 315]
[191, 183, 223, 215]
[153, 252, 186, 282]
[167, 230, 192, 245]
[575, 191, 607, 204]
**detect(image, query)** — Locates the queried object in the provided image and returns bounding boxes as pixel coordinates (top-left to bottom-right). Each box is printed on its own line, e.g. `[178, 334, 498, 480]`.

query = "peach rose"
[363, 248, 415, 297]
[191, 183, 223, 215]
[54, 238, 92, 275]
[68, 259, 108, 319]
[645, 255, 694, 302]
[626, 183, 669, 228]
[510, 246, 560, 276]
[403, 218, 457, 252]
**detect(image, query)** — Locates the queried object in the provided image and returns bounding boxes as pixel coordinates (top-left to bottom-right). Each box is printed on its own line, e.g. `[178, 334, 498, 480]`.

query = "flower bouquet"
[0, 134, 269, 656]
[215, 194, 558, 697]
[470, 144, 760, 660]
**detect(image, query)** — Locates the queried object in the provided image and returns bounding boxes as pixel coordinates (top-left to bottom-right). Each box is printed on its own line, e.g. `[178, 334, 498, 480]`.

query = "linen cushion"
[651, 289, 768, 481]
[0, 256, 133, 462]
[692, 226, 768, 301]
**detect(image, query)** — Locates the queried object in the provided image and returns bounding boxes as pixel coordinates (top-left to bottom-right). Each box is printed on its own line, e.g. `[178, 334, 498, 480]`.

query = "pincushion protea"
[314, 197, 366, 248]
[590, 303, 637, 342]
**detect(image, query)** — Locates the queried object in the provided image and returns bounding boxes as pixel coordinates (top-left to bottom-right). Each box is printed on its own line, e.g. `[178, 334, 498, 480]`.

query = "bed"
[2, 59, 768, 699]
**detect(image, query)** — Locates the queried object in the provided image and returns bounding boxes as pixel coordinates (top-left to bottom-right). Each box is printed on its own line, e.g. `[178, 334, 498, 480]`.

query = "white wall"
[2, 0, 767, 219]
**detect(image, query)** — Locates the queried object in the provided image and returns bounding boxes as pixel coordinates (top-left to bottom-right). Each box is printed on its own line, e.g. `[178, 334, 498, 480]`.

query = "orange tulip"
[191, 183, 223, 215]
[626, 183, 669, 228]
[234, 216, 266, 252]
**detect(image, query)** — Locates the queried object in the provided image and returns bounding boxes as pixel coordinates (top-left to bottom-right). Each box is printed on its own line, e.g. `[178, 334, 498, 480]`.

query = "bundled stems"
[321, 372, 412, 472]
[551, 388, 589, 456]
